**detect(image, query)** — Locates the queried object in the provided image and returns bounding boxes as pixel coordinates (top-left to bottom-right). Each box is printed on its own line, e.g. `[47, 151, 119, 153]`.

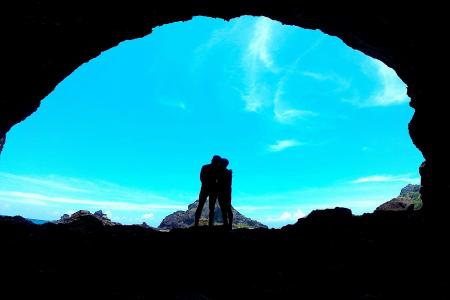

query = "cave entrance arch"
[0, 15, 424, 227]
[2, 3, 448, 215]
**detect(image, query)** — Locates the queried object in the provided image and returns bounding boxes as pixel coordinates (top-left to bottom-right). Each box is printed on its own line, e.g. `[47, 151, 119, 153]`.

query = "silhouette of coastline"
[2, 185, 445, 299]
[2, 205, 447, 300]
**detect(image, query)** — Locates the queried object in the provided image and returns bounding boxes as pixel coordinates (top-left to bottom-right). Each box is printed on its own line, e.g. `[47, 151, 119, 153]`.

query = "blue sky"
[0, 16, 422, 227]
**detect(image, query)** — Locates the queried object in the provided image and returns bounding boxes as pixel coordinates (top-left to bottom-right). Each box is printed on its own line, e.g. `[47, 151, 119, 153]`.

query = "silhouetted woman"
[218, 158, 233, 230]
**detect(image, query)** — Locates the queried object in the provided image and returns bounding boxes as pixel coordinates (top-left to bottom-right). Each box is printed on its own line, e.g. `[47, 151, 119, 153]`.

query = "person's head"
[221, 158, 229, 168]
[211, 155, 222, 165]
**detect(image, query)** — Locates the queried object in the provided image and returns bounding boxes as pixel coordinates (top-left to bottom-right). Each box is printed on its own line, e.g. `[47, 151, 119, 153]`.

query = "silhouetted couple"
[194, 155, 233, 229]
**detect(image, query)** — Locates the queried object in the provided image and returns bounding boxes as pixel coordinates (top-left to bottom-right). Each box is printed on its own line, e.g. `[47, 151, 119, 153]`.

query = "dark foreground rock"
[159, 199, 267, 230]
[1, 209, 448, 300]
[0, 135, 4, 153]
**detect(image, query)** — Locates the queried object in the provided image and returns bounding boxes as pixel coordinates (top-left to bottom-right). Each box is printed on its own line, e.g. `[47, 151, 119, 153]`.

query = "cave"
[1, 3, 449, 299]
[2, 2, 448, 218]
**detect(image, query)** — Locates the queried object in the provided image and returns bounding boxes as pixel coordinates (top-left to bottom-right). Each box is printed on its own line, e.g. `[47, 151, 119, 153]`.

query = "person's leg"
[195, 186, 208, 226]
[218, 194, 229, 228]
[208, 193, 217, 227]
[226, 193, 233, 230]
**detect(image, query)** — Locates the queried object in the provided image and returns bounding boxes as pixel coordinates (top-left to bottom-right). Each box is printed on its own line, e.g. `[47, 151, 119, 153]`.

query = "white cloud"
[294, 209, 306, 219]
[301, 71, 351, 91]
[194, 17, 244, 56]
[240, 19, 326, 120]
[278, 212, 293, 221]
[142, 213, 154, 219]
[301, 71, 329, 81]
[247, 17, 275, 70]
[349, 58, 409, 107]
[160, 99, 187, 111]
[0, 172, 198, 226]
[242, 88, 264, 112]
[0, 172, 177, 203]
[266, 209, 306, 222]
[268, 139, 302, 152]
[0, 190, 186, 211]
[274, 107, 317, 123]
[1, 196, 50, 207]
[273, 84, 317, 123]
[242, 17, 277, 112]
[0, 172, 88, 193]
[368, 59, 408, 106]
[0, 172, 190, 220]
[351, 175, 420, 184]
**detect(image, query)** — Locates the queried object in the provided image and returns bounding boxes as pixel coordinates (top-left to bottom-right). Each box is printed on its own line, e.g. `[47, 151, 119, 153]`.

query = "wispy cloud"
[195, 16, 277, 113]
[142, 213, 154, 219]
[0, 172, 88, 193]
[242, 17, 276, 112]
[268, 37, 326, 124]
[234, 181, 415, 213]
[194, 17, 244, 56]
[241, 18, 325, 122]
[160, 100, 187, 111]
[247, 17, 275, 70]
[351, 174, 420, 184]
[301, 71, 351, 92]
[273, 82, 318, 123]
[0, 172, 190, 216]
[242, 85, 270, 112]
[274, 102, 317, 123]
[348, 58, 409, 107]
[368, 59, 408, 106]
[268, 139, 302, 152]
[279, 36, 324, 79]
[301, 71, 329, 81]
[0, 190, 186, 211]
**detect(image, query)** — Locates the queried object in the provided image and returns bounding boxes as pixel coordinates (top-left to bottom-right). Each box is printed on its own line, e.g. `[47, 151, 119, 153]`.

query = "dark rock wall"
[0, 135, 4, 154]
[2, 1, 448, 213]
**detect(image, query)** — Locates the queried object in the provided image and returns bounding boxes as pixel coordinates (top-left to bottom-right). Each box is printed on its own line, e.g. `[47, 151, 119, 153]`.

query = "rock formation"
[0, 215, 33, 226]
[306, 207, 353, 220]
[159, 199, 267, 229]
[55, 210, 120, 226]
[139, 222, 152, 229]
[375, 184, 422, 211]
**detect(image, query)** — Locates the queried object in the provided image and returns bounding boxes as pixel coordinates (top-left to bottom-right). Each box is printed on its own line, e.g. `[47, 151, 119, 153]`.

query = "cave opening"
[0, 16, 423, 228]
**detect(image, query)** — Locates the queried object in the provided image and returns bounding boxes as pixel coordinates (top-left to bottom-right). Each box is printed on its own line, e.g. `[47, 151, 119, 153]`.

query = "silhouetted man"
[218, 158, 233, 230]
[194, 155, 222, 227]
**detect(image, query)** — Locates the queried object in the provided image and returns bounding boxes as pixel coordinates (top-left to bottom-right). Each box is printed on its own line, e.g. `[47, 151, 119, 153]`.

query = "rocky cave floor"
[1, 209, 448, 300]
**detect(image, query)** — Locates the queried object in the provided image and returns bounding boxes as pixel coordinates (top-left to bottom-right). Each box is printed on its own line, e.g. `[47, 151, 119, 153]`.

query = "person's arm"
[200, 166, 206, 183]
